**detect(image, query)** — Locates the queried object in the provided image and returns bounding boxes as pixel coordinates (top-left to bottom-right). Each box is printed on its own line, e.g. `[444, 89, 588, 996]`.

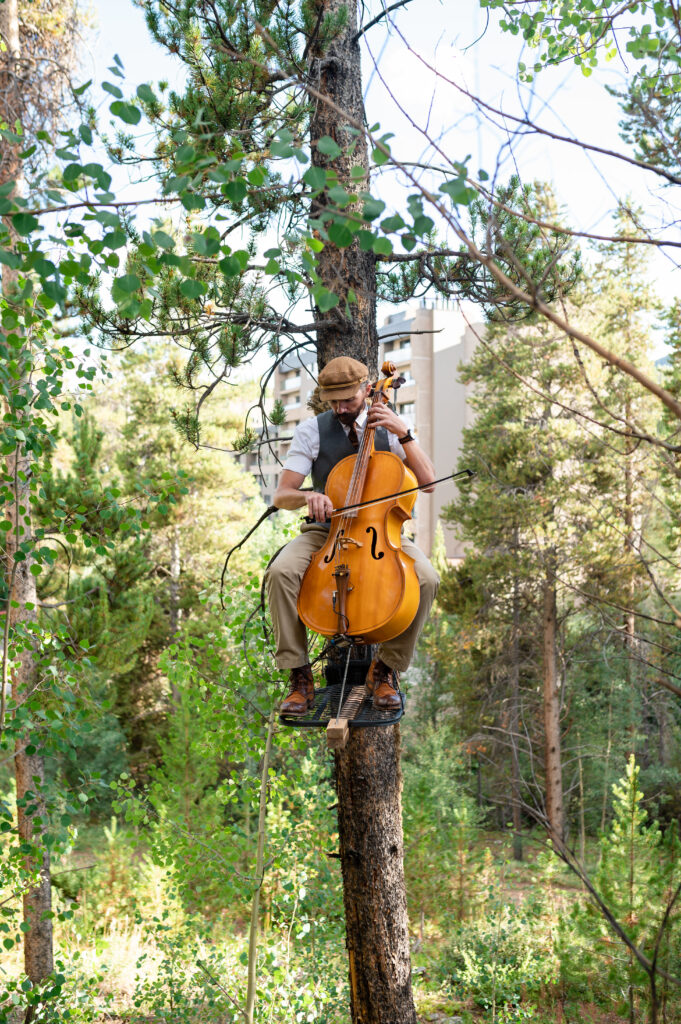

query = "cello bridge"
[338, 536, 362, 549]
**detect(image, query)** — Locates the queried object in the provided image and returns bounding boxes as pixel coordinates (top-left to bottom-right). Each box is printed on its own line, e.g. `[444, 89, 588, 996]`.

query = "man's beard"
[335, 410, 360, 426]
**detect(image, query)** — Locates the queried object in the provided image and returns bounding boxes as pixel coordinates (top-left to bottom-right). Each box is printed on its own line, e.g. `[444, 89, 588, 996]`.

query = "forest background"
[1, 1, 681, 1023]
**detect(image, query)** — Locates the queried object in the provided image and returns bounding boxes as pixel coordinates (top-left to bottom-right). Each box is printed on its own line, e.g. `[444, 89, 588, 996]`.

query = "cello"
[297, 361, 420, 643]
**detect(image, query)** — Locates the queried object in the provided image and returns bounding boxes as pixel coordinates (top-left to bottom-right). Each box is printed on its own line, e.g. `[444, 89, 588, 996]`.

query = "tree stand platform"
[279, 644, 404, 747]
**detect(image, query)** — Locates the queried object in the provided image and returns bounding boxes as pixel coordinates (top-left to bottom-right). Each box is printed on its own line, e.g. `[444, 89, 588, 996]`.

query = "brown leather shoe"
[280, 664, 314, 716]
[366, 658, 401, 710]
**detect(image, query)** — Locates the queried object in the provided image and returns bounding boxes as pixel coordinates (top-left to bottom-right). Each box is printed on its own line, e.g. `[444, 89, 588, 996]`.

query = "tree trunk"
[623, 409, 638, 757]
[169, 523, 181, 639]
[308, 0, 377, 376]
[542, 564, 563, 846]
[6, 446, 55, 991]
[307, 5, 416, 1020]
[510, 568, 523, 861]
[335, 727, 417, 1024]
[1, 0, 54, 994]
[169, 523, 181, 704]
[0, 0, 21, 186]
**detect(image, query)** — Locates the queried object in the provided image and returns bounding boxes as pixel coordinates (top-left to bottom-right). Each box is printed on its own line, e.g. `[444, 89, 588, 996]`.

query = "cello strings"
[333, 390, 380, 604]
[331, 384, 389, 636]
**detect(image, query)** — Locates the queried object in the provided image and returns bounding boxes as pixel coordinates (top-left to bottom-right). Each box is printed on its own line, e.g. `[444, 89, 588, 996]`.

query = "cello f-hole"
[324, 528, 345, 564]
[366, 526, 385, 561]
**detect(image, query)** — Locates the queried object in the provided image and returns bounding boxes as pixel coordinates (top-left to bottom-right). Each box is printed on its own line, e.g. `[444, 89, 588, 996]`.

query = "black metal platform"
[279, 644, 404, 729]
[279, 681, 405, 728]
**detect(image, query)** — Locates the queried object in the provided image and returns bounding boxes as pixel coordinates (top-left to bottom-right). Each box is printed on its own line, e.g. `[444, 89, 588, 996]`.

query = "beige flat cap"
[318, 356, 370, 401]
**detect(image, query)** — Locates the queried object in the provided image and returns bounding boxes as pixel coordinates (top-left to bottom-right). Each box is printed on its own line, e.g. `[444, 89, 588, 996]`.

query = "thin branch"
[352, 0, 415, 43]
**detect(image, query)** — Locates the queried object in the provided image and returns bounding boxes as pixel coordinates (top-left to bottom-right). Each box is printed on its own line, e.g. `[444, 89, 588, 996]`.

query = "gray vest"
[311, 410, 391, 494]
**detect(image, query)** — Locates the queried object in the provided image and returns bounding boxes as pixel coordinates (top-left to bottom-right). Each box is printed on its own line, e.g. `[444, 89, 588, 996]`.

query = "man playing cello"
[266, 356, 440, 715]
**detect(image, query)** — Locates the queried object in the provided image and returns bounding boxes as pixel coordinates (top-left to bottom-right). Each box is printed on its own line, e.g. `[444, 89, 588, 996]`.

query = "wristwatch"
[398, 430, 414, 445]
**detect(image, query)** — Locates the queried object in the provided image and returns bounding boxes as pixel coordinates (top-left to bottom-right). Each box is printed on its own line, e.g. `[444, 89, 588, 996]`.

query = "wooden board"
[326, 685, 366, 750]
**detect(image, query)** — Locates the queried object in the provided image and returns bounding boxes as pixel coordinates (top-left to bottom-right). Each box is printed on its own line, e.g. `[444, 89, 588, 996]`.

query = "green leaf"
[362, 197, 385, 221]
[0, 249, 21, 268]
[357, 230, 376, 251]
[137, 83, 156, 103]
[62, 163, 84, 185]
[327, 185, 351, 207]
[439, 178, 475, 206]
[303, 166, 327, 190]
[110, 101, 141, 125]
[176, 144, 196, 165]
[12, 213, 39, 235]
[102, 81, 123, 99]
[224, 179, 247, 203]
[372, 237, 393, 256]
[247, 165, 266, 186]
[181, 193, 205, 211]
[271, 139, 295, 158]
[328, 222, 353, 247]
[73, 79, 92, 97]
[413, 215, 434, 236]
[153, 230, 175, 250]
[79, 124, 93, 145]
[316, 136, 342, 158]
[102, 230, 127, 250]
[114, 273, 141, 294]
[191, 229, 220, 256]
[381, 214, 406, 233]
[220, 258, 241, 278]
[180, 279, 205, 299]
[313, 287, 339, 312]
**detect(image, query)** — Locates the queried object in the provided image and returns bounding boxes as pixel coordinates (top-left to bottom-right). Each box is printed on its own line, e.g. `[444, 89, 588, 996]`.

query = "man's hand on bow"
[305, 491, 334, 522]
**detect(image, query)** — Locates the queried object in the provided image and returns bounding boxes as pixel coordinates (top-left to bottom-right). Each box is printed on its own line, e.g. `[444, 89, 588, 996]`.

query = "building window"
[398, 402, 415, 418]
[283, 394, 301, 410]
[283, 375, 301, 391]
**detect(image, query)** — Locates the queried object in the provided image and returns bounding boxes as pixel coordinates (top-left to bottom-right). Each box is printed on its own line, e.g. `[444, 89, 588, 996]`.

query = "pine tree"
[564, 756, 681, 1023]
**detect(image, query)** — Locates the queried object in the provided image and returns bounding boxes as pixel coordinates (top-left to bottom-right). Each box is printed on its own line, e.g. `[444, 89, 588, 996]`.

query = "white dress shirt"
[283, 407, 406, 479]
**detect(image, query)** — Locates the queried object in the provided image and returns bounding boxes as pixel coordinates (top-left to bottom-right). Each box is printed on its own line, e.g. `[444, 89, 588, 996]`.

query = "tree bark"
[1, 0, 54, 993]
[510, 568, 523, 861]
[335, 727, 417, 1024]
[623, 405, 638, 756]
[308, 0, 377, 375]
[307, 4, 416, 1020]
[6, 442, 55, 989]
[169, 523, 181, 705]
[169, 523, 181, 639]
[542, 563, 563, 846]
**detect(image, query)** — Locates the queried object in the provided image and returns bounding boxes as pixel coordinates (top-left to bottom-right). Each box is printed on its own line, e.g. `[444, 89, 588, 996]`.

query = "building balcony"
[389, 346, 411, 364]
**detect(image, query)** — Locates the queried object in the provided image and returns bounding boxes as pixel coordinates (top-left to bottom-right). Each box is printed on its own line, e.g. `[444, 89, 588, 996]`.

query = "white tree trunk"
[1, 0, 54, 989]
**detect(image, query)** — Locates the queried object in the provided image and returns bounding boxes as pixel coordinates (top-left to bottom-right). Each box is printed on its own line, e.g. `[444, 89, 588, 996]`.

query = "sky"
[86, 0, 677, 343]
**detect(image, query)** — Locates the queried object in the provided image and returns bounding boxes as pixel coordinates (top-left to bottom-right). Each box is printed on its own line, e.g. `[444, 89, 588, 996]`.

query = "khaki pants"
[265, 525, 440, 672]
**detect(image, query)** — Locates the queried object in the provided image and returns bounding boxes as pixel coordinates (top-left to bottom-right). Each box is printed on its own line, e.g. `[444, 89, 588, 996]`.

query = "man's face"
[330, 383, 371, 425]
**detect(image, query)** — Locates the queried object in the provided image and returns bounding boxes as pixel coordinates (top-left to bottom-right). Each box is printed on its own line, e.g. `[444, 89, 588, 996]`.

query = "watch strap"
[398, 430, 414, 444]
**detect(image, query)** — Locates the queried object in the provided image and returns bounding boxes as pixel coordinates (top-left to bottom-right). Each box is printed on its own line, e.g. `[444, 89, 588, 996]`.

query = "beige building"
[243, 301, 480, 560]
